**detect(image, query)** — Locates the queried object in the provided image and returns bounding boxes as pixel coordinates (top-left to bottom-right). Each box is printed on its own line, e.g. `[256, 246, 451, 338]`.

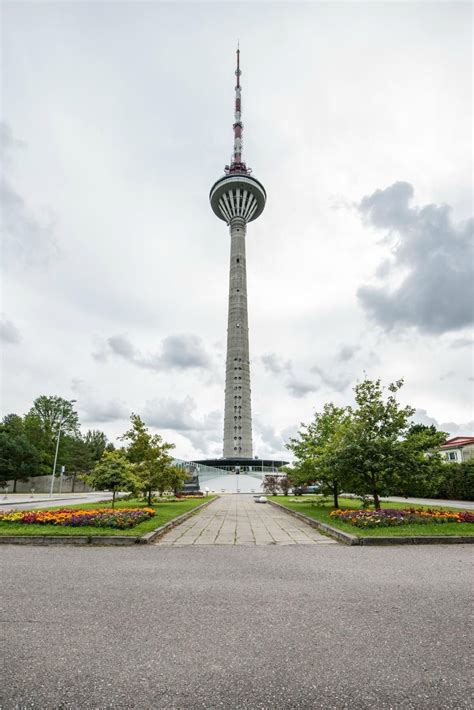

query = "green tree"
[28, 395, 79, 436]
[60, 429, 110, 490]
[0, 414, 40, 491]
[161, 464, 190, 496]
[397, 423, 447, 496]
[84, 430, 108, 462]
[339, 379, 418, 509]
[1, 414, 24, 436]
[24, 396, 79, 475]
[286, 403, 351, 508]
[120, 414, 175, 505]
[84, 450, 137, 508]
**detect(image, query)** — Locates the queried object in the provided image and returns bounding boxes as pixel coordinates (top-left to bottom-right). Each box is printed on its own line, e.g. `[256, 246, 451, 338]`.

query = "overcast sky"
[1, 1, 473, 460]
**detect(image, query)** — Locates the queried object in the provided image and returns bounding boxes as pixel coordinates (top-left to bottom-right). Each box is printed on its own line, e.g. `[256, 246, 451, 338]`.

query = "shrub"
[437, 461, 474, 501]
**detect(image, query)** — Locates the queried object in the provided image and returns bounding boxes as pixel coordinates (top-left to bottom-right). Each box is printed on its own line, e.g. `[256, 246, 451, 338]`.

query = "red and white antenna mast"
[226, 43, 250, 175]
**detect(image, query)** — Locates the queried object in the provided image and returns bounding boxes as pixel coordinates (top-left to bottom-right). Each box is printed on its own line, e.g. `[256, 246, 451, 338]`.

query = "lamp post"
[50, 399, 77, 497]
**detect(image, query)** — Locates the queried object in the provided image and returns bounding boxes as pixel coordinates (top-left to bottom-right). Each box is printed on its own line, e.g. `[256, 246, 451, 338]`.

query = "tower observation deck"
[209, 46, 266, 459]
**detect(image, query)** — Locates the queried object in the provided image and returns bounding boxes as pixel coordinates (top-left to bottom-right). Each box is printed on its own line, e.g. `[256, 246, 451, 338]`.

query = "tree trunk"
[147, 488, 152, 506]
[13, 478, 17, 493]
[373, 490, 381, 510]
[112, 490, 116, 509]
[72, 472, 76, 493]
[333, 482, 339, 509]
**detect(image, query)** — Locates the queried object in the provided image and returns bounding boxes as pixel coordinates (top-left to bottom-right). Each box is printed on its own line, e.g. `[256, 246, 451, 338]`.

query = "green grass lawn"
[271, 496, 474, 537]
[0, 497, 216, 537]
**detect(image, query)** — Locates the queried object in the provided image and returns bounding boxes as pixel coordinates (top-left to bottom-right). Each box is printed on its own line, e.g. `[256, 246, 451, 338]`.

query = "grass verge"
[270, 496, 474, 537]
[0, 497, 216, 537]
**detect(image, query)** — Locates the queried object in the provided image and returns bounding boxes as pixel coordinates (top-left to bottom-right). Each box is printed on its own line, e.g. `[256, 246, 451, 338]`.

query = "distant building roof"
[441, 436, 474, 449]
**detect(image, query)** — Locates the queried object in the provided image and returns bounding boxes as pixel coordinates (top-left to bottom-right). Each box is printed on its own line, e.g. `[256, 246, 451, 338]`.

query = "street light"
[50, 399, 77, 497]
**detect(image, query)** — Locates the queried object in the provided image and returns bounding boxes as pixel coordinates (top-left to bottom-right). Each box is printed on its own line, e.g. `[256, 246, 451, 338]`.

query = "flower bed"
[0, 508, 155, 530]
[330, 508, 474, 529]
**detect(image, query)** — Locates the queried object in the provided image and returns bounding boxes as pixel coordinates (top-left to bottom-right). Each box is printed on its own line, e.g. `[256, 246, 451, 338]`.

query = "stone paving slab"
[155, 495, 336, 546]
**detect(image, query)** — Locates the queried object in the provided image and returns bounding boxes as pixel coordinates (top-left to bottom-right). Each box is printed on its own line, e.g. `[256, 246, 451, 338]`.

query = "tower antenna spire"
[228, 42, 248, 175]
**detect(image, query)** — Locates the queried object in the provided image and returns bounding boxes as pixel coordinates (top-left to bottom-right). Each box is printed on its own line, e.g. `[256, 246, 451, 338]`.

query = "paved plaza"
[157, 494, 335, 546]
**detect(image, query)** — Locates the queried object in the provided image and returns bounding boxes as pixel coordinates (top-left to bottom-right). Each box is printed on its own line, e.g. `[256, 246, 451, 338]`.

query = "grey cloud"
[439, 370, 455, 381]
[412, 408, 439, 428]
[183, 428, 222, 458]
[1, 123, 58, 266]
[359, 181, 415, 231]
[450, 337, 473, 349]
[147, 334, 212, 371]
[357, 182, 474, 334]
[72, 378, 129, 424]
[143, 397, 222, 457]
[311, 365, 351, 393]
[413, 408, 474, 437]
[1, 122, 24, 167]
[108, 335, 136, 359]
[261, 352, 292, 375]
[262, 353, 325, 399]
[0, 316, 21, 344]
[81, 399, 129, 423]
[254, 421, 294, 458]
[286, 378, 319, 398]
[143, 396, 221, 433]
[93, 333, 213, 372]
[254, 422, 284, 453]
[143, 396, 200, 431]
[440, 420, 474, 437]
[262, 352, 350, 396]
[337, 344, 360, 362]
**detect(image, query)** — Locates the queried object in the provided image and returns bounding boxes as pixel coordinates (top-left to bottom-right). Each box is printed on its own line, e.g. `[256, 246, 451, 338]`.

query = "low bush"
[436, 461, 474, 501]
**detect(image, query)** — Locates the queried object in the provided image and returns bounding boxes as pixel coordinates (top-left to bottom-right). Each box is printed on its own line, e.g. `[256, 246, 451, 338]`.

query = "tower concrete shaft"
[223, 216, 252, 457]
[209, 46, 266, 459]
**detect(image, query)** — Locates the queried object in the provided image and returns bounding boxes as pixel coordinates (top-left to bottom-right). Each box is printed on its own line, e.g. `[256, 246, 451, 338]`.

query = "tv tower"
[209, 46, 266, 459]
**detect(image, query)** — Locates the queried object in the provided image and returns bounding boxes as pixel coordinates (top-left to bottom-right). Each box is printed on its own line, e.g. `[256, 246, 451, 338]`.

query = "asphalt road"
[1, 544, 472, 709]
[0, 492, 126, 511]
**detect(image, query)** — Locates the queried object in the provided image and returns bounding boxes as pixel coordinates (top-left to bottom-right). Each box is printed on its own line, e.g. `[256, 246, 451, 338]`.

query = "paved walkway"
[156, 495, 335, 546]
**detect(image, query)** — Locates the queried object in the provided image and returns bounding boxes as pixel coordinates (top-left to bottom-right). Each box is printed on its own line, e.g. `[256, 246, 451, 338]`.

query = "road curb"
[267, 499, 474, 545]
[357, 535, 474, 545]
[0, 497, 218, 546]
